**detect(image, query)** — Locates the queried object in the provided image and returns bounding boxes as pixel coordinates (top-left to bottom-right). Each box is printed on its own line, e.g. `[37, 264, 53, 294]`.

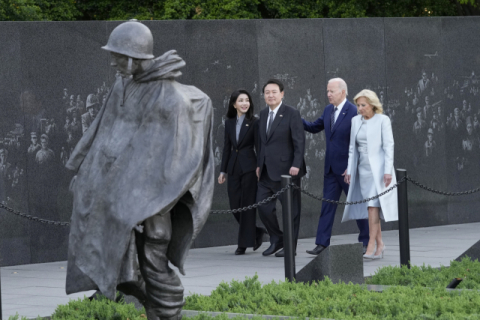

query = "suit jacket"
[342, 114, 398, 222]
[257, 103, 306, 181]
[303, 100, 357, 175]
[220, 116, 258, 175]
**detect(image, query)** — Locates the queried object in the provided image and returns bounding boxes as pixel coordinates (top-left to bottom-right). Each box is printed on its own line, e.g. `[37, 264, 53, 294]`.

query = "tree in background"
[1, 0, 479, 21]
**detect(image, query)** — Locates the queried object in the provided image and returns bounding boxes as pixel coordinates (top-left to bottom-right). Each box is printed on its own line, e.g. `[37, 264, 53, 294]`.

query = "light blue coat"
[342, 114, 398, 222]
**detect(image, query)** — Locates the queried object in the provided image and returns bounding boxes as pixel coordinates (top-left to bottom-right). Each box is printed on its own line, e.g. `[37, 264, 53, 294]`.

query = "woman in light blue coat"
[343, 89, 398, 259]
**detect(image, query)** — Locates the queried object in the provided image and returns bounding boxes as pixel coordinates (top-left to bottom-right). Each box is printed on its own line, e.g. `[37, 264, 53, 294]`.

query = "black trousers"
[227, 165, 263, 248]
[256, 166, 301, 248]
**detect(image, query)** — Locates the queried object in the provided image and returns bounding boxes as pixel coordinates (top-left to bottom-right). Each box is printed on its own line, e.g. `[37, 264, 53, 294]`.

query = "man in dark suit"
[303, 78, 369, 255]
[256, 79, 306, 257]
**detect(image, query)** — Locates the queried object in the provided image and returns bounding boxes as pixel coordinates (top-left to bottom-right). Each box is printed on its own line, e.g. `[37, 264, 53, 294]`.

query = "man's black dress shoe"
[306, 245, 327, 255]
[262, 243, 283, 256]
[274, 249, 296, 257]
[235, 247, 246, 255]
[254, 228, 268, 251]
[363, 245, 368, 255]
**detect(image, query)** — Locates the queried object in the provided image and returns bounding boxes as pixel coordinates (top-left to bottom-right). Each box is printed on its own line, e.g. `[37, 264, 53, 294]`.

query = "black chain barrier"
[405, 176, 480, 196]
[2, 175, 480, 226]
[295, 176, 407, 205]
[210, 184, 293, 214]
[0, 202, 71, 227]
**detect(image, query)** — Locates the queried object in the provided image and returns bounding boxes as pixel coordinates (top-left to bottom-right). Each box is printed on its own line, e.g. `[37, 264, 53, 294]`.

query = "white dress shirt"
[333, 98, 347, 123]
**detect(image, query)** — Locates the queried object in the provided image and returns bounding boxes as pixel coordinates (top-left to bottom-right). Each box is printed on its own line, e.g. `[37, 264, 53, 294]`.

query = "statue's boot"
[145, 304, 182, 320]
[139, 213, 185, 320]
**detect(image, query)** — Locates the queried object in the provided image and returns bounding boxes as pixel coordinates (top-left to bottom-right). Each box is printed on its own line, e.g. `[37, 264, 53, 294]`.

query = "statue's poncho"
[65, 50, 214, 300]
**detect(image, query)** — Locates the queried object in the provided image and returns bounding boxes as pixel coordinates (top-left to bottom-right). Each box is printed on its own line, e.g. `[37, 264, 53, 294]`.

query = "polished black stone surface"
[296, 243, 364, 284]
[455, 239, 480, 262]
[384, 18, 449, 229]
[1, 18, 480, 266]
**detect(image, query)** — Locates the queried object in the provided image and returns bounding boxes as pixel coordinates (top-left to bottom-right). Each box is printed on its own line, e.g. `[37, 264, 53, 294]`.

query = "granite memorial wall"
[1, 17, 480, 266]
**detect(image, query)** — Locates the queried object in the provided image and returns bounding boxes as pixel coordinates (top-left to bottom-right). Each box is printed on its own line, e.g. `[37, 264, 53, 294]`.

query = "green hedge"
[185, 275, 480, 319]
[8, 257, 480, 320]
[366, 257, 480, 289]
[7, 295, 269, 320]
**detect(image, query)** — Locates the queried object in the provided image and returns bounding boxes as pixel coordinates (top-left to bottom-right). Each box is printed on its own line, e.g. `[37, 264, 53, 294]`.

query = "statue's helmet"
[102, 19, 154, 60]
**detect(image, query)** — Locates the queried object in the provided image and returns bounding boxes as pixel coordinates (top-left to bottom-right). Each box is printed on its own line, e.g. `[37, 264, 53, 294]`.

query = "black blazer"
[257, 103, 306, 181]
[220, 116, 258, 176]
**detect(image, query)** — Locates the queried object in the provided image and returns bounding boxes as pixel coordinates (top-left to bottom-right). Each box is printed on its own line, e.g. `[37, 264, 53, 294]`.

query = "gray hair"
[328, 78, 348, 96]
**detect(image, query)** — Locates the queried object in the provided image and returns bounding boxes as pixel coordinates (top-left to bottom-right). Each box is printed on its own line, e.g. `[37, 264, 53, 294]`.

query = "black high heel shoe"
[235, 247, 246, 255]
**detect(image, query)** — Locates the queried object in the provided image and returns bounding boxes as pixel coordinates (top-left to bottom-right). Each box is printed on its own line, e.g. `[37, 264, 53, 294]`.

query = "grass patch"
[366, 257, 480, 289]
[185, 275, 480, 319]
[8, 257, 480, 319]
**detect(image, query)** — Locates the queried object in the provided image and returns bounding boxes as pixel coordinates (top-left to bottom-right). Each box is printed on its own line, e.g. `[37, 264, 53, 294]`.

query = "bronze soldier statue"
[65, 20, 214, 320]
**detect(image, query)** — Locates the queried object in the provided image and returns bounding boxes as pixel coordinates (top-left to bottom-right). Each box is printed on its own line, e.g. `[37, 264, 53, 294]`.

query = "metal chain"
[0, 202, 71, 226]
[295, 176, 407, 205]
[210, 184, 292, 214]
[405, 176, 480, 196]
[3, 174, 480, 225]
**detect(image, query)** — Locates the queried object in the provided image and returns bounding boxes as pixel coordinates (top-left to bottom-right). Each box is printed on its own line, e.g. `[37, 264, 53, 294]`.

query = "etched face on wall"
[0, 149, 6, 163]
[88, 106, 96, 117]
[41, 136, 48, 149]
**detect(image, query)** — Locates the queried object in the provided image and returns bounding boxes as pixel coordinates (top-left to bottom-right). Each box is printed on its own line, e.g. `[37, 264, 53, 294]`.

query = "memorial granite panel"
[0, 23, 31, 266]
[384, 18, 448, 229]
[256, 19, 326, 239]
[1, 18, 480, 265]
[20, 22, 109, 263]
[182, 20, 261, 247]
[441, 17, 480, 225]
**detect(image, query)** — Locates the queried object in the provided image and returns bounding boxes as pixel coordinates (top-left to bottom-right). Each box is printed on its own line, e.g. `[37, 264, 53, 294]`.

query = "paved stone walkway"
[1, 222, 479, 319]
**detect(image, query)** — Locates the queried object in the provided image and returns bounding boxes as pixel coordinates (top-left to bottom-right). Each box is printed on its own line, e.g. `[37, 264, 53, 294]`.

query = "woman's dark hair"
[226, 89, 255, 120]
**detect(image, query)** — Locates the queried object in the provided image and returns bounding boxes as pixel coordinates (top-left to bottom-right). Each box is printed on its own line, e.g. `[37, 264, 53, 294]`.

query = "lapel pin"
[280, 115, 283, 117]
[246, 124, 249, 126]
[343, 113, 345, 115]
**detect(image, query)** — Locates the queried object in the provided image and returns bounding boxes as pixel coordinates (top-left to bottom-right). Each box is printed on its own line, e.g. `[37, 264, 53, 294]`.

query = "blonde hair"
[353, 89, 383, 114]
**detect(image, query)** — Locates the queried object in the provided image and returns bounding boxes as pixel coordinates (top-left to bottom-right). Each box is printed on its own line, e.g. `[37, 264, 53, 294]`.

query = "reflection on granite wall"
[1, 18, 480, 266]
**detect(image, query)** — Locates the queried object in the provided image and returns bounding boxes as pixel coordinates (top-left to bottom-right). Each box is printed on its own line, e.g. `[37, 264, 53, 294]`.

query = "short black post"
[396, 168, 411, 269]
[281, 175, 295, 281]
[446, 278, 463, 289]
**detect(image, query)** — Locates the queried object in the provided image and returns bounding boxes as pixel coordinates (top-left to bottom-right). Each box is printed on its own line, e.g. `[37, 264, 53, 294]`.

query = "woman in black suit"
[218, 89, 267, 255]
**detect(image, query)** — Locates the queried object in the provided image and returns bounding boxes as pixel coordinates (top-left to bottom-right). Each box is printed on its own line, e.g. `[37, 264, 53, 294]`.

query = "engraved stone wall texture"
[1, 18, 479, 266]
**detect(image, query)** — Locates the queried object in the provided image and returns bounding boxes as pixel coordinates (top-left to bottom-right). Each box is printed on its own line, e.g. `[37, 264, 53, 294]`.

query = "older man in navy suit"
[303, 78, 369, 255]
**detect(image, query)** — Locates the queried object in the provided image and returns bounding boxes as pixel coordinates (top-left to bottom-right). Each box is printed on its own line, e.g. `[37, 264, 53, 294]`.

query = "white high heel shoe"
[373, 244, 386, 259]
[363, 252, 375, 259]
[363, 245, 376, 259]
